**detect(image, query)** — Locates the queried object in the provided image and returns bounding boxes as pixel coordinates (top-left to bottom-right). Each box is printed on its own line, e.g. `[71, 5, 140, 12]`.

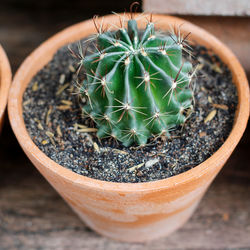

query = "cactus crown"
[77, 14, 194, 147]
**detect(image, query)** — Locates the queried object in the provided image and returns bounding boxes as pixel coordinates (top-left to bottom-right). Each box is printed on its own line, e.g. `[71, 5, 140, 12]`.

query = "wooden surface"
[143, 0, 250, 16]
[0, 2, 250, 249]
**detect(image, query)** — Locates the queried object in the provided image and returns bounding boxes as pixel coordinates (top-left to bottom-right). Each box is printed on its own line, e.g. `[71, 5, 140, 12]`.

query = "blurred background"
[1, 0, 138, 72]
[0, 0, 249, 249]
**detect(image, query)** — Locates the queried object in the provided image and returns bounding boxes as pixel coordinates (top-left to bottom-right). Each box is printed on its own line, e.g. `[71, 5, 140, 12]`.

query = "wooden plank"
[143, 0, 250, 16]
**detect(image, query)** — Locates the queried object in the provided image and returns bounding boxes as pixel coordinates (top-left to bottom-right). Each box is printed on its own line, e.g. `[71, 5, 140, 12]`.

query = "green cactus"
[78, 15, 194, 147]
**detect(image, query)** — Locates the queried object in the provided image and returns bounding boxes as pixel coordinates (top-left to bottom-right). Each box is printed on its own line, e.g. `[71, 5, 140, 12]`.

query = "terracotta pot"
[0, 45, 11, 132]
[8, 14, 249, 242]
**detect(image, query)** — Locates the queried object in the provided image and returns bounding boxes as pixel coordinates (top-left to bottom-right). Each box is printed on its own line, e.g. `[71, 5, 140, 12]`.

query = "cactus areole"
[79, 17, 194, 146]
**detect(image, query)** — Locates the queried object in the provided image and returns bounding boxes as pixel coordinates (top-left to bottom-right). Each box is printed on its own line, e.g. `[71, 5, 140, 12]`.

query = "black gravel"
[22, 40, 237, 183]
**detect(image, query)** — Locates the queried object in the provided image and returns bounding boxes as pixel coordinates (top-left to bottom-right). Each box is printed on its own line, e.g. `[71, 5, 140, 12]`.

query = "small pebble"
[59, 74, 66, 84]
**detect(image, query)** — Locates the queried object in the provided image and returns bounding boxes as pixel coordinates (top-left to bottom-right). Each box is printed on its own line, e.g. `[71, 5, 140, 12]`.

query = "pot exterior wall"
[0, 45, 11, 132]
[25, 147, 224, 242]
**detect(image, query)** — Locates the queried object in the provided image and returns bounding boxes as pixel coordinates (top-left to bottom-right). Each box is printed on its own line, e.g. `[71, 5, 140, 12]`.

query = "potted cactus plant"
[8, 9, 249, 242]
[0, 45, 11, 132]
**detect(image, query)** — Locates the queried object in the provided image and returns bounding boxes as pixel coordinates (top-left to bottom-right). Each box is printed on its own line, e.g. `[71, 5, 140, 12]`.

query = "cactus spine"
[78, 15, 194, 147]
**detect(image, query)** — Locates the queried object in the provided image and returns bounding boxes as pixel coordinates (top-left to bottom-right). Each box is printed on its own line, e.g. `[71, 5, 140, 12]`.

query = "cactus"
[77, 14, 194, 147]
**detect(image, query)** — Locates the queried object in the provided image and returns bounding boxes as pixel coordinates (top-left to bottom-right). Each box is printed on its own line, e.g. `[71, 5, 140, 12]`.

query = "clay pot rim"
[8, 14, 249, 192]
[0, 45, 12, 125]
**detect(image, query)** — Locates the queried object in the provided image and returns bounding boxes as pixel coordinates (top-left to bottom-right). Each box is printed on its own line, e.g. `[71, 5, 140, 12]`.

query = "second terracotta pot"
[0, 45, 11, 132]
[8, 14, 249, 242]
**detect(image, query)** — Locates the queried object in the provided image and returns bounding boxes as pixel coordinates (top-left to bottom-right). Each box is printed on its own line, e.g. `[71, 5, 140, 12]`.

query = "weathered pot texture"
[8, 14, 249, 242]
[0, 45, 11, 132]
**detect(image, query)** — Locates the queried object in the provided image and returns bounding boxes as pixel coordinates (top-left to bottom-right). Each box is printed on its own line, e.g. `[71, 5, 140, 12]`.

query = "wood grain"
[143, 0, 250, 16]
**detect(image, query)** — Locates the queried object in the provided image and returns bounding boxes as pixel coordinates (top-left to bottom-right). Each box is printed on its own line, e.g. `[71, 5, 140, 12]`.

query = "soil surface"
[23, 40, 237, 183]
